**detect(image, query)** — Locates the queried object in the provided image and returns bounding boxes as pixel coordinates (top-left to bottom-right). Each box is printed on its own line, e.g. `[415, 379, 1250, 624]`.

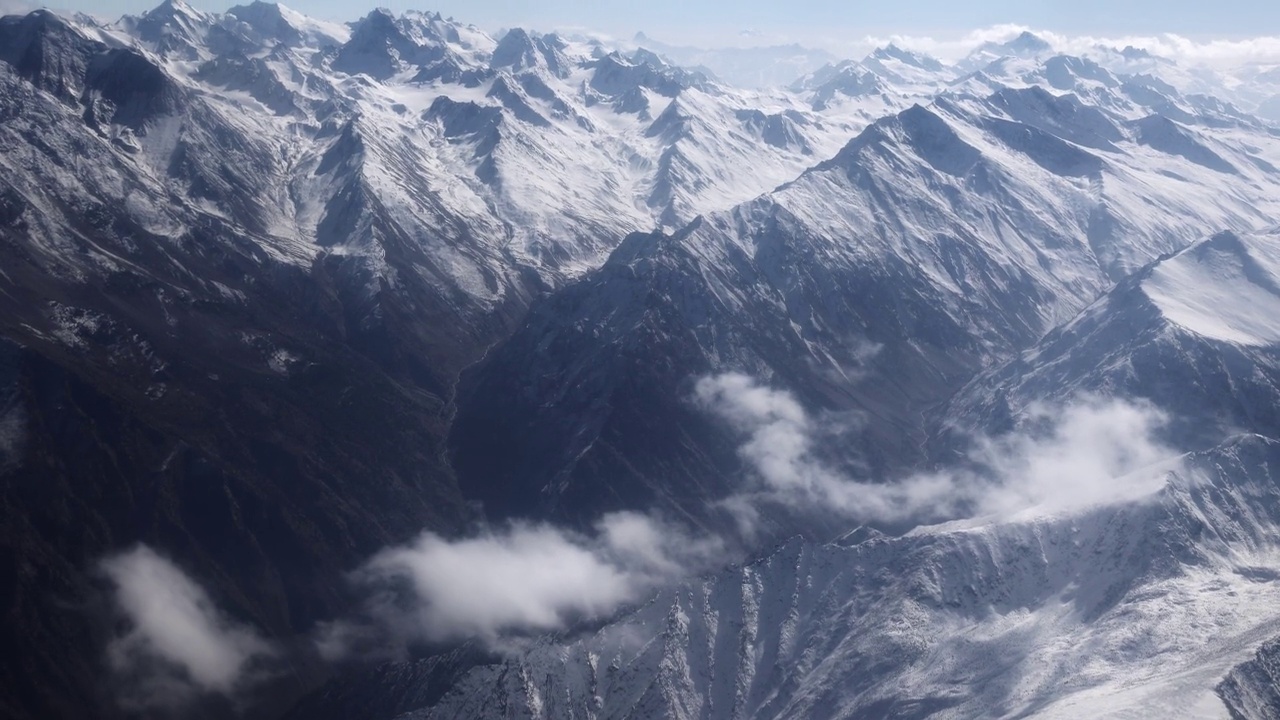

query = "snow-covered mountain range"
[453, 77, 1280, 531]
[6, 2, 1280, 718]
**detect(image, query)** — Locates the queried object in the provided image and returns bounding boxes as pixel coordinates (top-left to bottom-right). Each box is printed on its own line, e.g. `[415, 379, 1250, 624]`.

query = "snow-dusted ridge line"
[14, 0, 1280, 318]
[1219, 632, 1280, 720]
[932, 228, 1280, 470]
[1142, 232, 1280, 347]
[92, 1, 888, 299]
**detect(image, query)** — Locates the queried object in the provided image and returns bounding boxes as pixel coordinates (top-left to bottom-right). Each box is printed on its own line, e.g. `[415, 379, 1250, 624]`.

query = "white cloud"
[952, 398, 1175, 517]
[662, 22, 1280, 78]
[850, 24, 1280, 69]
[100, 545, 276, 709]
[322, 512, 725, 657]
[597, 510, 725, 578]
[357, 523, 632, 646]
[696, 373, 1177, 530]
[1047, 32, 1280, 69]
[854, 24, 1039, 61]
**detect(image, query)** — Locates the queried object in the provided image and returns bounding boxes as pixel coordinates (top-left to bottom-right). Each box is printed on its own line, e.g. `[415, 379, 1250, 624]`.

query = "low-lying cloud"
[318, 511, 725, 658]
[643, 22, 1280, 79]
[857, 24, 1280, 66]
[941, 397, 1176, 517]
[318, 373, 1179, 657]
[696, 372, 1177, 531]
[100, 545, 276, 710]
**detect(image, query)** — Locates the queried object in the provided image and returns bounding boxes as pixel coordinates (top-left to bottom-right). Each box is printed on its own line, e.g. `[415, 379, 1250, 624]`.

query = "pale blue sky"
[20, 0, 1280, 47]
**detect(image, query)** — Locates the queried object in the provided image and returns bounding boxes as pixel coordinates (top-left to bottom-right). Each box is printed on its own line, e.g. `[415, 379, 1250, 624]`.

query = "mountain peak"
[589, 49, 707, 100]
[150, 0, 193, 12]
[866, 43, 945, 72]
[823, 102, 979, 178]
[349, 7, 459, 49]
[1120, 44, 1154, 59]
[802, 63, 886, 109]
[491, 27, 569, 76]
[142, 0, 206, 22]
[363, 6, 396, 24]
[226, 1, 350, 46]
[332, 8, 426, 78]
[231, 0, 280, 12]
[226, 1, 296, 42]
[970, 30, 1052, 63]
[492, 27, 536, 67]
[4, 7, 67, 27]
[631, 47, 676, 71]
[125, 0, 217, 56]
[1009, 30, 1051, 52]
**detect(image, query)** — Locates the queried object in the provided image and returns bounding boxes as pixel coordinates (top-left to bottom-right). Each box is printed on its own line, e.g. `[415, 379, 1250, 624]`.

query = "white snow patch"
[267, 348, 298, 375]
[1143, 233, 1280, 346]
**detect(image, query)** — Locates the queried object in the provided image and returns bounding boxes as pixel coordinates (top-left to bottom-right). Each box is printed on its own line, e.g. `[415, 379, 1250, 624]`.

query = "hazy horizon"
[8, 0, 1280, 66]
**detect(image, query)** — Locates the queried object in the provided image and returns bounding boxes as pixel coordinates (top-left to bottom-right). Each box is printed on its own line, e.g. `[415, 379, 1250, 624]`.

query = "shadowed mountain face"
[0, 9, 505, 719]
[0, 115, 480, 720]
[1221, 634, 1280, 720]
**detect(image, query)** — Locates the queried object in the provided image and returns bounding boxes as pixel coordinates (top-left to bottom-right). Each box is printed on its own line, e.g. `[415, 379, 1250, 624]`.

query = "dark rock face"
[451, 229, 752, 530]
[0, 11, 99, 102]
[0, 214, 482, 719]
[85, 48, 185, 128]
[0, 12, 520, 720]
[282, 646, 492, 720]
[1221, 637, 1280, 720]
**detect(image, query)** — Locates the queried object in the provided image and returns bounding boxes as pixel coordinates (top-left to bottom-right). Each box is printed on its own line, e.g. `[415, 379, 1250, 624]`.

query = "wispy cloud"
[852, 24, 1044, 61]
[643, 21, 1280, 74]
[696, 373, 1177, 532]
[100, 545, 276, 710]
[317, 511, 725, 658]
[312, 372, 1178, 658]
[855, 25, 1280, 68]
